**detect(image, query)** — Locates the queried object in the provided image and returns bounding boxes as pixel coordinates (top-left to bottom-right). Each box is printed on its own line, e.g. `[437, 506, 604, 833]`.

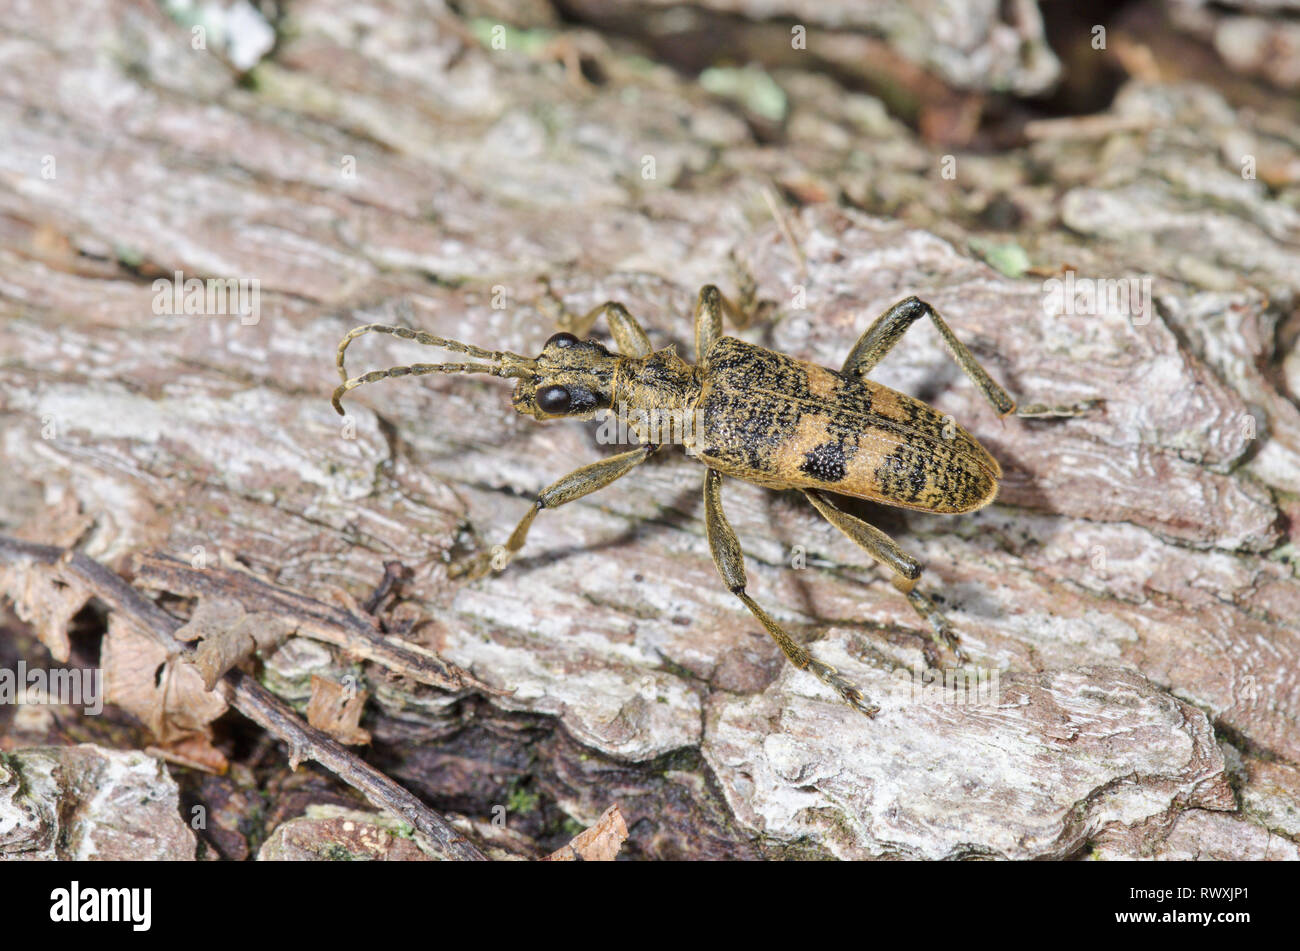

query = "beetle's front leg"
[704, 469, 879, 717]
[452, 443, 658, 580]
[804, 490, 967, 666]
[842, 297, 1099, 419]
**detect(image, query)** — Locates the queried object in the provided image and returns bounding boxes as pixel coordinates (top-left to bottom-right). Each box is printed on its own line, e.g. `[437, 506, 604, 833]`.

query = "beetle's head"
[331, 324, 621, 422]
[511, 332, 620, 421]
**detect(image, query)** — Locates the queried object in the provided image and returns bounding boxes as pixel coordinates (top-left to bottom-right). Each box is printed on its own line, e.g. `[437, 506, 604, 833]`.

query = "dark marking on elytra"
[800, 440, 848, 482]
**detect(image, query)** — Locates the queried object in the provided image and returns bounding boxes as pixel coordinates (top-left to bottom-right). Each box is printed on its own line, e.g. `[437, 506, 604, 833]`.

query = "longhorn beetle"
[332, 287, 1093, 716]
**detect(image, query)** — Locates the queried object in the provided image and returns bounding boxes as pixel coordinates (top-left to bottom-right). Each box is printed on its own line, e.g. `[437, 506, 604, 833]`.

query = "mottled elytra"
[332, 288, 1095, 716]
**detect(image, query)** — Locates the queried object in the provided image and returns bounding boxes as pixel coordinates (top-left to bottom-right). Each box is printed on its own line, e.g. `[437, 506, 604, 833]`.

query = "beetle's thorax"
[611, 346, 703, 423]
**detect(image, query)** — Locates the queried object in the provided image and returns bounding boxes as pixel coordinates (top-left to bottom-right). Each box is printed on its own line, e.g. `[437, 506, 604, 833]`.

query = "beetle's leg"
[804, 489, 967, 666]
[693, 284, 747, 362]
[1010, 399, 1103, 418]
[548, 295, 653, 359]
[841, 297, 1097, 418]
[452, 443, 658, 580]
[703, 469, 879, 717]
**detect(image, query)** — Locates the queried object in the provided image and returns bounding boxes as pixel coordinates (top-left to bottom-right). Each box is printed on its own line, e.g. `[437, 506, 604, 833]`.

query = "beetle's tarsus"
[449, 547, 506, 581]
[1015, 398, 1103, 419]
[903, 587, 969, 664]
[807, 657, 880, 718]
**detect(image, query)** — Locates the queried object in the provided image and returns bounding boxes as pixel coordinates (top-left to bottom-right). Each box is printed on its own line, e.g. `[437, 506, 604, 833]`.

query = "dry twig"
[0, 534, 487, 861]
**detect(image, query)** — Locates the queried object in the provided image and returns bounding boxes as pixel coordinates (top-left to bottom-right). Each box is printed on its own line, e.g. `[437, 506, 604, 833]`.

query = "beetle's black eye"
[545, 332, 579, 349]
[536, 385, 571, 414]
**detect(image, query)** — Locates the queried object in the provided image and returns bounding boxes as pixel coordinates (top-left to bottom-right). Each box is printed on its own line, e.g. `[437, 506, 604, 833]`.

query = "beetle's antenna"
[336, 323, 533, 382]
[332, 323, 536, 415]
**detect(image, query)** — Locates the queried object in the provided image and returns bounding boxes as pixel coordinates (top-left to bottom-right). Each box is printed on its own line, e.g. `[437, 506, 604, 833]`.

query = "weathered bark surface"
[562, 0, 1062, 96]
[0, 745, 196, 861]
[1, 1, 1298, 859]
[1170, 0, 1300, 91]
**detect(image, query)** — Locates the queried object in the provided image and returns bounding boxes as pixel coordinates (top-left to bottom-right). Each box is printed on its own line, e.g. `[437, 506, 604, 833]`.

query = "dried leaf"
[0, 560, 92, 662]
[145, 735, 229, 775]
[102, 614, 227, 742]
[133, 553, 497, 695]
[306, 675, 371, 745]
[175, 597, 294, 689]
[12, 487, 94, 549]
[543, 804, 628, 862]
[174, 597, 245, 643]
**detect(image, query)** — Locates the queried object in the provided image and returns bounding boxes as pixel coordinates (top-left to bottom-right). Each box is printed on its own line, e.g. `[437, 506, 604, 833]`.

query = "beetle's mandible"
[332, 286, 1094, 716]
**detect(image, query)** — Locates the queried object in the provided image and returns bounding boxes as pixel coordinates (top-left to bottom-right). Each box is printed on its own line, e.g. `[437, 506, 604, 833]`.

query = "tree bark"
[1, 0, 1297, 859]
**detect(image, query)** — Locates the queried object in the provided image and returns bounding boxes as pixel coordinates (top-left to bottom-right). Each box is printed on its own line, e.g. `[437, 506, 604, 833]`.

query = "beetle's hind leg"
[804, 490, 967, 666]
[841, 297, 1097, 418]
[704, 469, 879, 717]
